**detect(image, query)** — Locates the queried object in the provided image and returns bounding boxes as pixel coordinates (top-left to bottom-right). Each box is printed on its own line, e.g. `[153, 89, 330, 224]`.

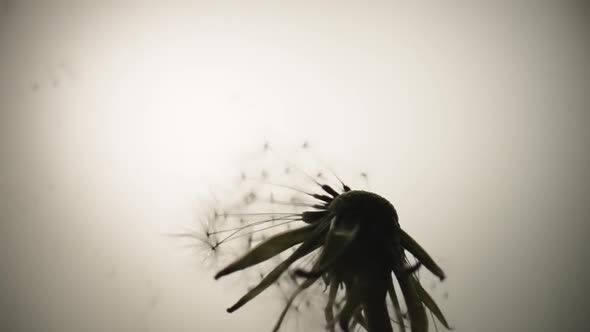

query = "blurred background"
[1, 1, 589, 331]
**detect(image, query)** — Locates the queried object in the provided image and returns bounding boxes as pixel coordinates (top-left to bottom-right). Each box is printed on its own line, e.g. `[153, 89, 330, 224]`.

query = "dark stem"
[362, 289, 393, 332]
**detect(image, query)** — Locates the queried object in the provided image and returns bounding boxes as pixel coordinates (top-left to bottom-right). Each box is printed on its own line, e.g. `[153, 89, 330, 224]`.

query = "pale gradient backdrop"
[1, 1, 589, 331]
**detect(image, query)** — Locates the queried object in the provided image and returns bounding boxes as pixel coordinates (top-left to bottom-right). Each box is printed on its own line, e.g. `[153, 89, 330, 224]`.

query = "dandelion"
[197, 143, 450, 332]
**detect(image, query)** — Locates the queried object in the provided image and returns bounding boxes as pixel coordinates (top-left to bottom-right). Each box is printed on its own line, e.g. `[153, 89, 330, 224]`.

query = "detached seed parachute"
[189, 143, 451, 332]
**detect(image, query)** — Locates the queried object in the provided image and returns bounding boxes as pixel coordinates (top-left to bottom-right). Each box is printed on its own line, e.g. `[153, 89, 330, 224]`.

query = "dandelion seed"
[195, 143, 451, 332]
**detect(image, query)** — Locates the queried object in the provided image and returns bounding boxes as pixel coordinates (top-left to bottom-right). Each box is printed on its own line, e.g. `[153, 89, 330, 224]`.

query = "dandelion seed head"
[187, 141, 450, 331]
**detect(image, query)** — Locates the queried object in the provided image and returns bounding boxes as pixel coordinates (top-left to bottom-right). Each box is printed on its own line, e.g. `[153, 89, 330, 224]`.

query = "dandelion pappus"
[188, 142, 451, 332]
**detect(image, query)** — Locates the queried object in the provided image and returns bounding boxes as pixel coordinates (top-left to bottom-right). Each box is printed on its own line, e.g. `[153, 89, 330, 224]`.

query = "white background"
[1, 1, 589, 331]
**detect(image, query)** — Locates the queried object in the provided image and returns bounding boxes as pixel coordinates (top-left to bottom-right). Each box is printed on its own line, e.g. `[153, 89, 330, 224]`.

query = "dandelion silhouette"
[196, 143, 450, 332]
